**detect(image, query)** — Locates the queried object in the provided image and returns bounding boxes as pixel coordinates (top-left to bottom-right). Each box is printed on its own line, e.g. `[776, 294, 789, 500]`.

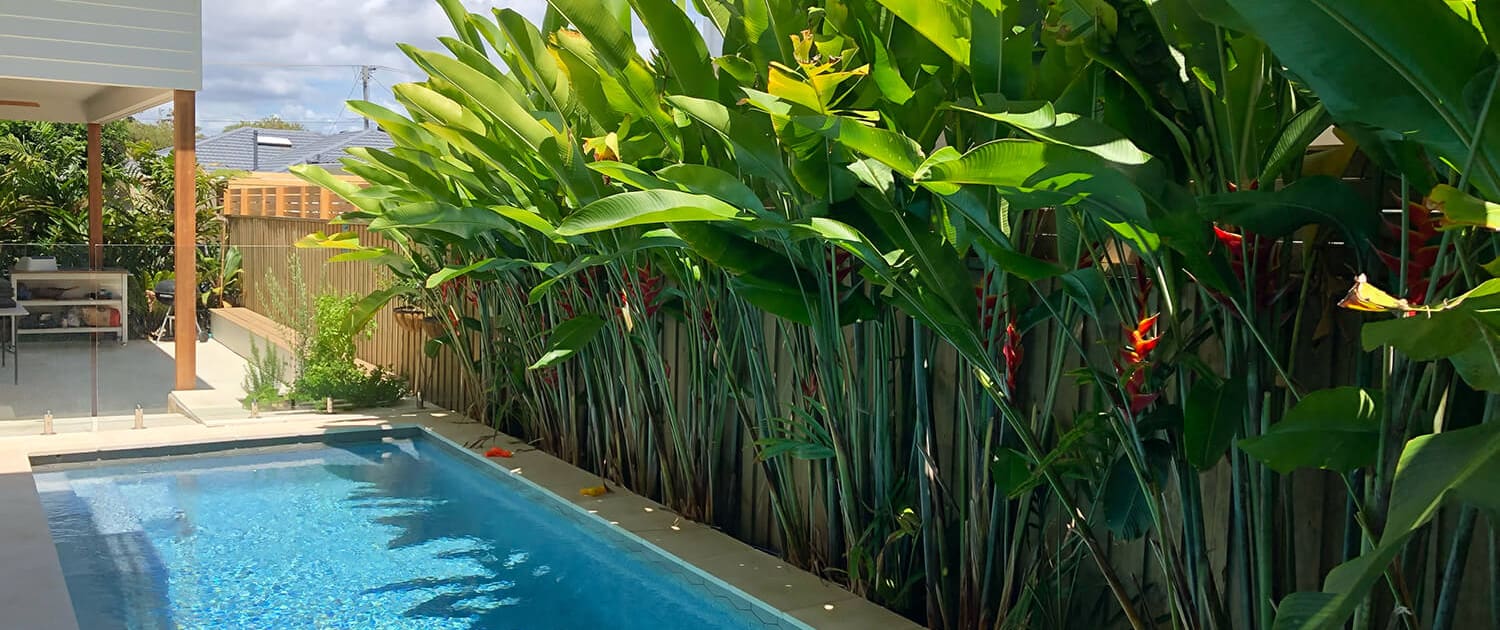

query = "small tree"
[223, 116, 305, 132]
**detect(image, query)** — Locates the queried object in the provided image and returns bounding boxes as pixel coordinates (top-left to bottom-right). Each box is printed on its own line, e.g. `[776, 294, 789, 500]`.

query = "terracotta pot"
[420, 316, 445, 338]
[393, 305, 425, 332]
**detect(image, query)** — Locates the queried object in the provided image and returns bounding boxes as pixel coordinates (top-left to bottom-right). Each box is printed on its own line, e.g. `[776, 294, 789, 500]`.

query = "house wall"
[0, 0, 201, 92]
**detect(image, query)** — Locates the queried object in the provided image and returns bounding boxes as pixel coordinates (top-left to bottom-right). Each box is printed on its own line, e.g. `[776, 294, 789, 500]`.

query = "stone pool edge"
[0, 413, 918, 630]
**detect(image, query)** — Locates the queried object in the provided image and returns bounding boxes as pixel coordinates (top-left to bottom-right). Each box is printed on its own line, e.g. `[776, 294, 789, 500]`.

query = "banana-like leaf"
[556, 190, 744, 236]
[426, 258, 496, 288]
[793, 114, 926, 177]
[1272, 422, 1500, 630]
[1183, 376, 1247, 470]
[628, 0, 716, 99]
[1257, 103, 1331, 184]
[1198, 176, 1380, 242]
[352, 284, 416, 336]
[873, 0, 971, 68]
[1101, 439, 1174, 540]
[918, 139, 1159, 252]
[1226, 0, 1500, 199]
[369, 201, 512, 240]
[1362, 279, 1500, 392]
[530, 315, 608, 369]
[948, 101, 1157, 166]
[655, 164, 763, 211]
[668, 95, 791, 187]
[1428, 184, 1500, 230]
[291, 165, 382, 215]
[1237, 387, 1381, 474]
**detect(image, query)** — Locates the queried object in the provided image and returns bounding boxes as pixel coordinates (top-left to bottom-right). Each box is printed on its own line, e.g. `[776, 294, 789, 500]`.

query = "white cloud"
[141, 0, 548, 133]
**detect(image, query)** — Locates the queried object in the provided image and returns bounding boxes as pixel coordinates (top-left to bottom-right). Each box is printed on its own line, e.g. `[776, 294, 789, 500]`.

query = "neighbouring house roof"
[192, 127, 394, 173]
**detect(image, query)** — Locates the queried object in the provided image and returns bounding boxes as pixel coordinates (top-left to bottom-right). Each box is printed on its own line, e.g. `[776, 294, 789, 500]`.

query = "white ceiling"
[0, 77, 173, 123]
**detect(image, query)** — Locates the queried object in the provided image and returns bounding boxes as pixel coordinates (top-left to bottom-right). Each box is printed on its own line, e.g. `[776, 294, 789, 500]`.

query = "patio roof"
[1, 0, 204, 392]
[0, 0, 201, 123]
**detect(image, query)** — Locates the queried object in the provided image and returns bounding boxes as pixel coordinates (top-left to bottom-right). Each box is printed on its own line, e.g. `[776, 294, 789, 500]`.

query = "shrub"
[240, 337, 285, 409]
[289, 293, 408, 408]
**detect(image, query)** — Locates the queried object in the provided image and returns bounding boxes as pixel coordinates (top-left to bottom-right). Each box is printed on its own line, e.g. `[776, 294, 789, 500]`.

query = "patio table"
[0, 305, 25, 384]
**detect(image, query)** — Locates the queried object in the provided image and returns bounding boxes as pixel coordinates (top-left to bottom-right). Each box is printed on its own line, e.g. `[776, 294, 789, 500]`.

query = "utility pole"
[359, 65, 375, 130]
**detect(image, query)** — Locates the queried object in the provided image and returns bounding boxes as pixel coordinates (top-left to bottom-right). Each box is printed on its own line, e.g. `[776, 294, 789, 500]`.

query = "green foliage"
[240, 337, 286, 409]
[0, 119, 231, 336]
[288, 1, 1500, 628]
[289, 293, 408, 408]
[222, 116, 306, 132]
[1238, 387, 1382, 474]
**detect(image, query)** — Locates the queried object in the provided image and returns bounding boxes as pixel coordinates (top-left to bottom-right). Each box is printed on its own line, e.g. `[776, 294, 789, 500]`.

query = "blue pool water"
[33, 433, 802, 629]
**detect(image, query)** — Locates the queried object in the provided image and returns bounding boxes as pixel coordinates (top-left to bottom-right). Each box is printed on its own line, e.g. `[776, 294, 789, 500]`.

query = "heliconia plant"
[289, 0, 1500, 628]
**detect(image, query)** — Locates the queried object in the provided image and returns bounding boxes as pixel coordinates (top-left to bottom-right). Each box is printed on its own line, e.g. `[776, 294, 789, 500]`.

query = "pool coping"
[0, 412, 919, 630]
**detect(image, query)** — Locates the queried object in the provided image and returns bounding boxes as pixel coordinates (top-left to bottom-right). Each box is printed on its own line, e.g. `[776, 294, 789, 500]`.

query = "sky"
[137, 1, 555, 134]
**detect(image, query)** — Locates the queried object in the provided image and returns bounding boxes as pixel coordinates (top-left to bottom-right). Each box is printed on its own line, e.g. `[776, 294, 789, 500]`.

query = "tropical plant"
[290, 1, 1500, 629]
[289, 293, 408, 408]
[241, 337, 287, 409]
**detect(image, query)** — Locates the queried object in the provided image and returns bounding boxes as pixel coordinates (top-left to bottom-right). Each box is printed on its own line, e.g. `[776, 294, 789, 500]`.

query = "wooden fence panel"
[227, 214, 1488, 622]
[229, 216, 472, 412]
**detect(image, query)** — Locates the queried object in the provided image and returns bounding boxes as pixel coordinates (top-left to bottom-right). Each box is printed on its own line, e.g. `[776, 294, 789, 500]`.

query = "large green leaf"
[352, 285, 415, 334]
[918, 139, 1148, 221]
[627, 0, 715, 98]
[919, 139, 1159, 252]
[667, 95, 791, 187]
[872, 0, 972, 68]
[1238, 387, 1382, 474]
[1272, 422, 1500, 630]
[1101, 439, 1174, 540]
[656, 164, 764, 211]
[530, 315, 608, 369]
[369, 202, 514, 240]
[1258, 103, 1332, 184]
[949, 101, 1157, 166]
[1183, 376, 1247, 470]
[557, 190, 744, 236]
[1225, 0, 1500, 199]
[1363, 280, 1500, 392]
[1198, 176, 1381, 242]
[794, 114, 926, 177]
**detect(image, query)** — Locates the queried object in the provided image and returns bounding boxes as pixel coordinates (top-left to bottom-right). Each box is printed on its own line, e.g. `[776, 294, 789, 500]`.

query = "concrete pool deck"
[0, 409, 918, 630]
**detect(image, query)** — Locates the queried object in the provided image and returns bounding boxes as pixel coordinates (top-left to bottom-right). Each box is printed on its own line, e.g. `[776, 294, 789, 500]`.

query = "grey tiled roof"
[191, 127, 394, 173]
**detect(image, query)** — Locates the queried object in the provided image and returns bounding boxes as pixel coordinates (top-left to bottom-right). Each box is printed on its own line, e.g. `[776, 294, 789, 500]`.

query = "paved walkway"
[0, 338, 247, 421]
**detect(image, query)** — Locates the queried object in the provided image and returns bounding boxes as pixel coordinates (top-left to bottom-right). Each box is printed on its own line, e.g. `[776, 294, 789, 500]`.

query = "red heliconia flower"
[1116, 314, 1161, 414]
[975, 271, 1001, 346]
[484, 447, 513, 458]
[827, 248, 857, 285]
[1211, 224, 1278, 307]
[559, 302, 576, 320]
[1123, 367, 1159, 414]
[800, 371, 820, 398]
[1379, 200, 1451, 305]
[1225, 179, 1260, 193]
[1122, 314, 1160, 365]
[620, 267, 664, 318]
[1002, 321, 1023, 391]
[699, 307, 717, 341]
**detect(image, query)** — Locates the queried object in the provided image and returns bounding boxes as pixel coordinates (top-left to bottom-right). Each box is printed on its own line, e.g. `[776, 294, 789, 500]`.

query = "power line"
[202, 62, 422, 78]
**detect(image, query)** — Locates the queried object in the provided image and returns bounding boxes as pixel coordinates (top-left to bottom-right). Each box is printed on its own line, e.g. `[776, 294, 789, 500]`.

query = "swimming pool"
[32, 430, 805, 629]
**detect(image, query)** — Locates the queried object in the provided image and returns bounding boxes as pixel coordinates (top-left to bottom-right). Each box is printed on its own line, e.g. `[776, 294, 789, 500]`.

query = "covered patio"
[1, 0, 209, 424]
